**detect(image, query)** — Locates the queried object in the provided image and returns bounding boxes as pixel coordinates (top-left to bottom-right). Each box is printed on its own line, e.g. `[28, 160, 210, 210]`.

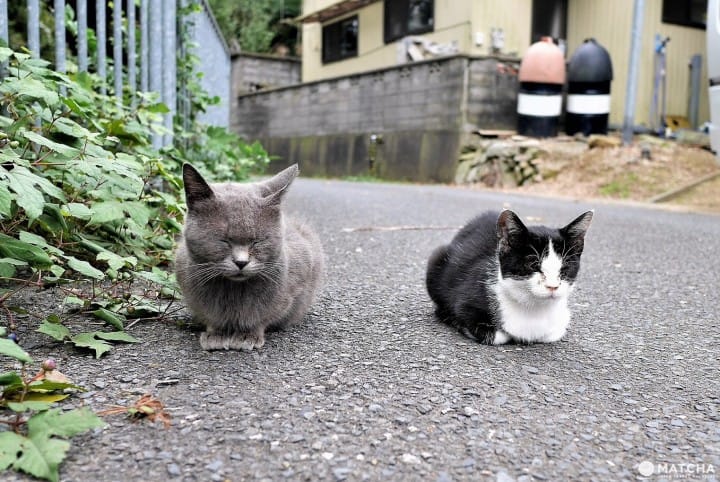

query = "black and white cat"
[426, 209, 593, 345]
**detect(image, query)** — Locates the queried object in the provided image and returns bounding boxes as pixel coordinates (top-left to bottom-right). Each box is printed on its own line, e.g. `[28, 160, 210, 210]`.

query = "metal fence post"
[77, 0, 88, 72]
[622, 0, 644, 145]
[113, 0, 122, 103]
[162, 0, 176, 144]
[140, 0, 148, 92]
[27, 0, 40, 58]
[54, 0, 65, 73]
[0, 0, 7, 46]
[127, 0, 136, 104]
[149, 0, 163, 147]
[96, 0, 107, 95]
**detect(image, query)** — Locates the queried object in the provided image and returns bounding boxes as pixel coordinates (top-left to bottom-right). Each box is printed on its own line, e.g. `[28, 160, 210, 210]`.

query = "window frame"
[383, 0, 435, 44]
[322, 15, 359, 64]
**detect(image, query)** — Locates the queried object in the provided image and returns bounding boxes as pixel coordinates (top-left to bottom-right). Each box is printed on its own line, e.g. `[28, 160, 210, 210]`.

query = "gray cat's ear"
[497, 209, 528, 252]
[261, 164, 299, 204]
[183, 163, 215, 208]
[562, 210, 594, 241]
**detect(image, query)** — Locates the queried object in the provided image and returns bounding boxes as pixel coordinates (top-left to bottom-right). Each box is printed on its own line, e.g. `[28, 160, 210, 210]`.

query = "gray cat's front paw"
[199, 331, 265, 351]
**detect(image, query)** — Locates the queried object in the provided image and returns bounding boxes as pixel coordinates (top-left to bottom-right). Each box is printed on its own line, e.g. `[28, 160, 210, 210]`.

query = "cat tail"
[425, 244, 450, 307]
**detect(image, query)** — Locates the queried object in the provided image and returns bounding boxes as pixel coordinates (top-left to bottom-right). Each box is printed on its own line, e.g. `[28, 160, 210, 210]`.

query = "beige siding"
[302, 0, 472, 82]
[470, 0, 532, 57]
[568, 0, 708, 126]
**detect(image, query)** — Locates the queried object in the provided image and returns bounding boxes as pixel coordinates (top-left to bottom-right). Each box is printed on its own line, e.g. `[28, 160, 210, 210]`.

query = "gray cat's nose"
[234, 260, 249, 270]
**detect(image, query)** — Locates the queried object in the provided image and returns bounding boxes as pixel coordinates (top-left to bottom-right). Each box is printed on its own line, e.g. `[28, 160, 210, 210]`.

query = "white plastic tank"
[709, 0, 720, 156]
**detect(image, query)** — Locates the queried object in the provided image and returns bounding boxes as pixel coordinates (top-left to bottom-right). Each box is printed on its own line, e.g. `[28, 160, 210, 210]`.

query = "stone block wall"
[232, 55, 520, 182]
[231, 53, 301, 100]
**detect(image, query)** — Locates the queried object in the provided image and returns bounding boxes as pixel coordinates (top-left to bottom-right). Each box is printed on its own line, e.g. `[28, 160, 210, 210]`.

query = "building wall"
[302, 1, 472, 82]
[233, 55, 519, 182]
[231, 53, 301, 100]
[567, 0, 709, 127]
[190, 1, 231, 127]
[469, 0, 532, 57]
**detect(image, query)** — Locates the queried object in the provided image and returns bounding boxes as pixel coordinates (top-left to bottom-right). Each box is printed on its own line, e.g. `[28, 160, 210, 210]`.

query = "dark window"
[384, 0, 434, 43]
[662, 0, 707, 29]
[322, 16, 359, 64]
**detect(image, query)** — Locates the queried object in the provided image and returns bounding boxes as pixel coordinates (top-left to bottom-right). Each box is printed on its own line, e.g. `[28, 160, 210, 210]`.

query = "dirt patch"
[513, 135, 720, 214]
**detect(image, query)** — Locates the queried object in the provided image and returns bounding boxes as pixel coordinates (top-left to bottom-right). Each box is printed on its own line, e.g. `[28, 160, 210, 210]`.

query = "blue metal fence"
[0, 0, 230, 145]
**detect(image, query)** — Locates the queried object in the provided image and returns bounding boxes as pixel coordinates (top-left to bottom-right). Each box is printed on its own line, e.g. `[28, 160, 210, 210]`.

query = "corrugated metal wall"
[567, 0, 708, 127]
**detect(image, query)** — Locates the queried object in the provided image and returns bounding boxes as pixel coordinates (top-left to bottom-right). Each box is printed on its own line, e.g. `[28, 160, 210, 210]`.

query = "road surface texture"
[5, 179, 720, 481]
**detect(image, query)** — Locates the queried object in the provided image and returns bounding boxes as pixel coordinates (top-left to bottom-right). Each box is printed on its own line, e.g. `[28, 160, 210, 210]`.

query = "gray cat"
[174, 163, 324, 351]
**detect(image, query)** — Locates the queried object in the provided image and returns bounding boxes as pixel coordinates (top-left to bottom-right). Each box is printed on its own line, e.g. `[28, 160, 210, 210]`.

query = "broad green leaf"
[22, 131, 80, 157]
[27, 380, 84, 392]
[0, 233, 53, 267]
[97, 251, 136, 270]
[0, 372, 23, 386]
[69, 333, 111, 358]
[65, 256, 104, 280]
[0, 431, 26, 471]
[7, 401, 55, 412]
[28, 407, 105, 439]
[0, 262, 17, 278]
[37, 320, 71, 341]
[22, 393, 70, 403]
[0, 180, 12, 217]
[62, 296, 85, 307]
[123, 201, 151, 227]
[92, 309, 125, 330]
[95, 331, 139, 343]
[19, 231, 63, 255]
[0, 257, 29, 266]
[0, 337, 33, 363]
[15, 434, 70, 482]
[0, 77, 60, 105]
[52, 117, 92, 139]
[62, 202, 94, 220]
[89, 201, 125, 224]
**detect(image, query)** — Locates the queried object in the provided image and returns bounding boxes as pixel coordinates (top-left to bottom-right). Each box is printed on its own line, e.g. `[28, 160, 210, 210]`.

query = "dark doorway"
[531, 0, 568, 45]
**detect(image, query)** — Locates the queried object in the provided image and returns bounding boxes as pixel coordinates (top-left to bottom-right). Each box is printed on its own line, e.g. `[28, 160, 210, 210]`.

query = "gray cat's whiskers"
[174, 163, 325, 351]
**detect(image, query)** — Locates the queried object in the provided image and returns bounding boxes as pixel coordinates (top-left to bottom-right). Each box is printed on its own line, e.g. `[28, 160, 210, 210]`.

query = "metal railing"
[0, 0, 231, 146]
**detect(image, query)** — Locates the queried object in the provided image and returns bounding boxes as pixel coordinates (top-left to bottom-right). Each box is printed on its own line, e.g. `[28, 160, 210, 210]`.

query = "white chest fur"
[493, 278, 572, 344]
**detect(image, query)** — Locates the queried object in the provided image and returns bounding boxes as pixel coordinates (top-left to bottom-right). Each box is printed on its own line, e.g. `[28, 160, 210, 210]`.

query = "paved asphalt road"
[7, 178, 720, 481]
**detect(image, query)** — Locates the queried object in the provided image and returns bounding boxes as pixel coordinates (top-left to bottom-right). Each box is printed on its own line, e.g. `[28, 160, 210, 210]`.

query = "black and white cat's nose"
[234, 259, 249, 270]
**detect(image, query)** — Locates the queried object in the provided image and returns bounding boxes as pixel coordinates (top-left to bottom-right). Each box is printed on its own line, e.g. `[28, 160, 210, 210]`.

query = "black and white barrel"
[517, 38, 566, 137]
[565, 39, 613, 136]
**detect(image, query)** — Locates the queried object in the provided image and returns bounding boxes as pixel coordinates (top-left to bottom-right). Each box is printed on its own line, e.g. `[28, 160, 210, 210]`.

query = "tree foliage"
[208, 0, 301, 55]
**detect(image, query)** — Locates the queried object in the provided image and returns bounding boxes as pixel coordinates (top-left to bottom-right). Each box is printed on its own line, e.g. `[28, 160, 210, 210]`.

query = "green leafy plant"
[0, 327, 106, 482]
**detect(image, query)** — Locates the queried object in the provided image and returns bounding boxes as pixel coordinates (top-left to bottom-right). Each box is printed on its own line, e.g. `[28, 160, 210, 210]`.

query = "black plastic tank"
[565, 38, 613, 135]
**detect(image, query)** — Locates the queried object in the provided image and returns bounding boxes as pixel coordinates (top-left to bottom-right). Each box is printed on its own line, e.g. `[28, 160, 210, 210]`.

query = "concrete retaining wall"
[232, 55, 519, 182]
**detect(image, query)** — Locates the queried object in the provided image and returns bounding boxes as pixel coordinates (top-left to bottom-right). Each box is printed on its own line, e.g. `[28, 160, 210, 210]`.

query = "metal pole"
[162, 0, 176, 144]
[0, 0, 7, 80]
[0, 0, 8, 46]
[96, 0, 107, 95]
[127, 0, 136, 104]
[77, 0, 88, 72]
[27, 0, 40, 58]
[688, 54, 702, 130]
[622, 0, 644, 145]
[149, 0, 163, 147]
[54, 0, 67, 96]
[140, 0, 148, 92]
[113, 0, 122, 103]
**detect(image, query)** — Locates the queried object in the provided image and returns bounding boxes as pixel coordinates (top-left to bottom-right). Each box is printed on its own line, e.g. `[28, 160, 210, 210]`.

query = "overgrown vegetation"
[208, 0, 301, 55]
[0, 4, 269, 475]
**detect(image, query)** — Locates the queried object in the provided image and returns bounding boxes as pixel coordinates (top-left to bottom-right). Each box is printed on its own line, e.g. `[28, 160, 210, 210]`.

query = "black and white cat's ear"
[261, 164, 299, 205]
[562, 210, 594, 242]
[183, 163, 215, 209]
[497, 209, 528, 252]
